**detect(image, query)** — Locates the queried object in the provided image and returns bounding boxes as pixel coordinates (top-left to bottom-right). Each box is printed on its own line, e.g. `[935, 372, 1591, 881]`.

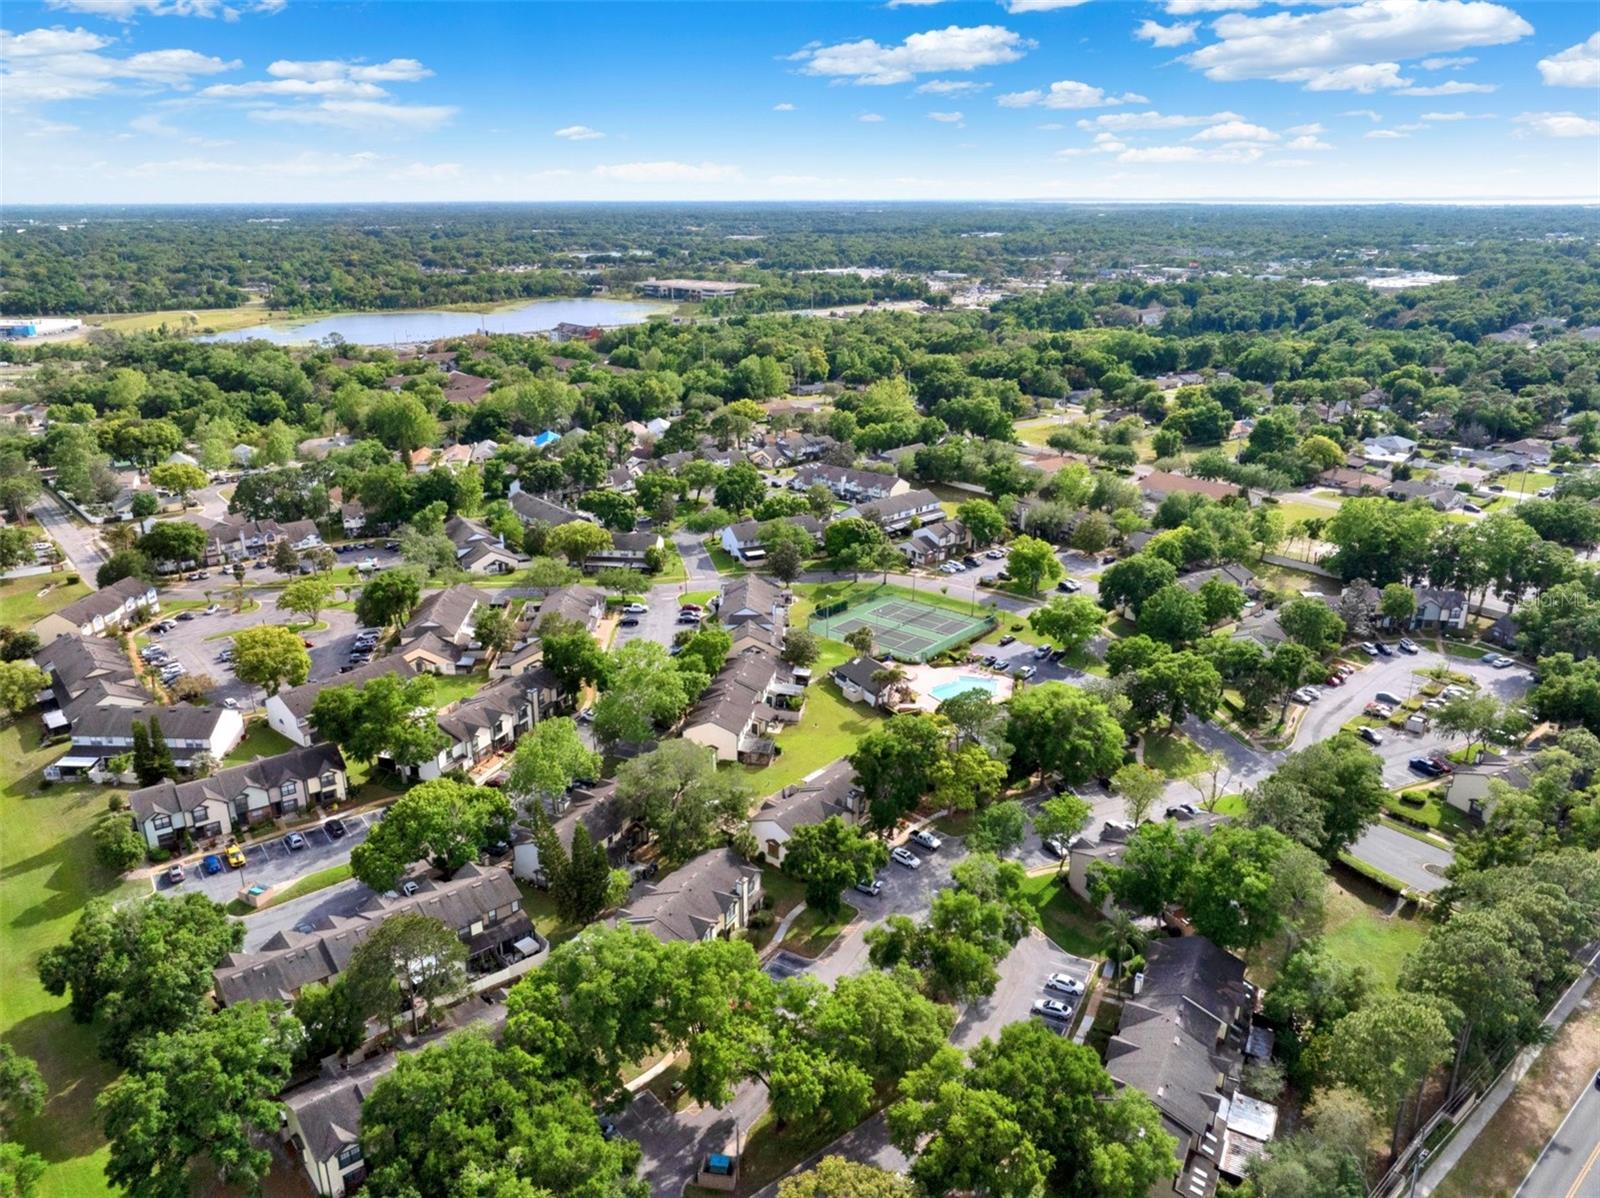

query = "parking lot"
[953, 927, 1096, 1048]
[142, 598, 363, 707]
[154, 811, 372, 902]
[608, 595, 689, 653]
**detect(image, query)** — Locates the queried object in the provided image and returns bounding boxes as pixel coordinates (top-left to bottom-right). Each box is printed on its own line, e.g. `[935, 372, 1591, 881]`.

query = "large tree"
[345, 913, 469, 1036]
[1028, 594, 1104, 652]
[230, 624, 310, 695]
[97, 1001, 302, 1198]
[1254, 732, 1386, 860]
[309, 672, 446, 769]
[1006, 535, 1064, 594]
[38, 893, 241, 1065]
[1005, 683, 1124, 786]
[349, 778, 512, 892]
[783, 816, 889, 915]
[506, 716, 600, 807]
[612, 740, 750, 861]
[354, 567, 424, 631]
[850, 713, 950, 830]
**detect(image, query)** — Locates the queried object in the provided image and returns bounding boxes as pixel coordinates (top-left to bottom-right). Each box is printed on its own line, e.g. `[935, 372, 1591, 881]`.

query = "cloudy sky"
[2, 0, 1597, 203]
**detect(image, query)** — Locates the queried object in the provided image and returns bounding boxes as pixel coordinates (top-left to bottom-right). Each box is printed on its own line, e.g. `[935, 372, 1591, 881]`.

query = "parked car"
[324, 817, 347, 840]
[910, 829, 942, 851]
[1015, 664, 1037, 680]
[1375, 691, 1403, 707]
[1324, 674, 1345, 687]
[963, 555, 981, 567]
[890, 847, 922, 870]
[1045, 972, 1086, 997]
[1043, 836, 1069, 858]
[998, 635, 1016, 647]
[1032, 998, 1073, 1022]
[985, 549, 1005, 560]
[164, 862, 185, 885]
[176, 610, 195, 621]
[1359, 727, 1384, 746]
[1491, 655, 1515, 669]
[623, 603, 649, 614]
[285, 832, 307, 851]
[204, 604, 220, 614]
[1293, 687, 1319, 704]
[1056, 579, 1081, 593]
[223, 697, 239, 710]
[854, 877, 884, 897]
[1360, 642, 1380, 656]
[225, 843, 247, 869]
[619, 617, 640, 628]
[1375, 642, 1393, 657]
[1398, 638, 1419, 654]
[1409, 757, 1447, 777]
[201, 853, 223, 875]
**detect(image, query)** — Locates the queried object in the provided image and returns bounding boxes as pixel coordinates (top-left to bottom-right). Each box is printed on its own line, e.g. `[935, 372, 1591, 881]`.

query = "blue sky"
[2, 0, 1597, 203]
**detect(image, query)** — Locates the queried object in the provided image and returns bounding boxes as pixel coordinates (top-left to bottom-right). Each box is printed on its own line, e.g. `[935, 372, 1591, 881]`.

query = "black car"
[620, 617, 640, 627]
[1408, 757, 1446, 777]
[1375, 643, 1393, 657]
[324, 817, 347, 839]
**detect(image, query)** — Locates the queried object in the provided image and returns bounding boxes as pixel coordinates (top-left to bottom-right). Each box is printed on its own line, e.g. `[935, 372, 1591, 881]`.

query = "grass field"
[1016, 870, 1106, 958]
[0, 576, 90, 627]
[224, 721, 297, 764]
[1142, 731, 1209, 779]
[736, 640, 884, 794]
[86, 301, 274, 336]
[1320, 875, 1426, 989]
[0, 721, 141, 1198]
[1269, 500, 1341, 526]
[1493, 472, 1557, 495]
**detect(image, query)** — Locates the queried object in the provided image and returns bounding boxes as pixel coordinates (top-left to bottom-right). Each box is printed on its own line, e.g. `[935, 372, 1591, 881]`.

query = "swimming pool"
[928, 675, 1001, 702]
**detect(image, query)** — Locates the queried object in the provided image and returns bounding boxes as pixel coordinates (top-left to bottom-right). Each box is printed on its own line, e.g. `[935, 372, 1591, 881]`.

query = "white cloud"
[0, 27, 239, 102]
[200, 77, 389, 98]
[1077, 108, 1241, 131]
[267, 58, 431, 83]
[792, 24, 1032, 85]
[250, 99, 457, 132]
[1395, 80, 1496, 95]
[915, 78, 988, 94]
[1183, 0, 1533, 89]
[1420, 110, 1493, 120]
[1538, 33, 1600, 89]
[1035, 121, 1063, 129]
[772, 101, 796, 110]
[1420, 55, 1476, 69]
[1340, 108, 1384, 121]
[390, 161, 461, 181]
[1135, 19, 1198, 48]
[1163, 0, 1260, 12]
[45, 0, 277, 18]
[928, 110, 964, 122]
[1286, 122, 1324, 135]
[1514, 111, 1600, 139]
[1285, 133, 1333, 150]
[553, 124, 604, 140]
[858, 112, 885, 122]
[1191, 119, 1277, 141]
[592, 160, 742, 182]
[998, 79, 1147, 108]
[1118, 145, 1202, 162]
[1365, 128, 1409, 138]
[130, 111, 181, 135]
[1002, 0, 1092, 10]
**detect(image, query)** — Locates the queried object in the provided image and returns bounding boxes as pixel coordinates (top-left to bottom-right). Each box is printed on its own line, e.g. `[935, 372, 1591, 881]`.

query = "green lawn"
[1014, 416, 1070, 447]
[227, 861, 352, 915]
[0, 722, 142, 1198]
[1494, 472, 1556, 495]
[735, 641, 884, 794]
[1016, 870, 1106, 958]
[1384, 786, 1472, 838]
[751, 867, 807, 954]
[1320, 875, 1426, 989]
[224, 721, 296, 764]
[1269, 500, 1340, 526]
[782, 905, 852, 958]
[516, 884, 584, 948]
[0, 576, 90, 627]
[423, 671, 489, 709]
[1142, 731, 1208, 779]
[704, 541, 749, 575]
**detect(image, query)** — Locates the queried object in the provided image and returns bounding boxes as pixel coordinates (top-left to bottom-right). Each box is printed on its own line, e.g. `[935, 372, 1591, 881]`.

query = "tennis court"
[809, 593, 995, 662]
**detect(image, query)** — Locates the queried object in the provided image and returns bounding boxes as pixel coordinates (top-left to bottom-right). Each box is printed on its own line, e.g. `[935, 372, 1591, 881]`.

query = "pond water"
[197, 297, 666, 346]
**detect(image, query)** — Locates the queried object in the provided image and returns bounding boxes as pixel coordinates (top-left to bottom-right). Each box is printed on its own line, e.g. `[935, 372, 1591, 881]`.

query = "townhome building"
[443, 515, 525, 575]
[396, 584, 492, 675]
[196, 515, 322, 565]
[507, 488, 591, 528]
[613, 847, 762, 943]
[45, 704, 245, 781]
[681, 643, 807, 765]
[900, 517, 969, 565]
[34, 634, 148, 734]
[267, 657, 416, 748]
[33, 576, 159, 644]
[719, 515, 826, 563]
[127, 743, 348, 849]
[585, 530, 663, 573]
[791, 462, 909, 502]
[749, 766, 863, 865]
[840, 488, 945, 534]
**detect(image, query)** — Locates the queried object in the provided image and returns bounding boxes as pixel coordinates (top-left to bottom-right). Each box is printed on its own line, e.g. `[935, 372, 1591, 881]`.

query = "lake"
[197, 297, 667, 346]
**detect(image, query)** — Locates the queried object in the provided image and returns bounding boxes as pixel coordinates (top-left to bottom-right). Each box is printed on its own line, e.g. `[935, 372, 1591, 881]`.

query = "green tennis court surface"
[809, 593, 994, 662]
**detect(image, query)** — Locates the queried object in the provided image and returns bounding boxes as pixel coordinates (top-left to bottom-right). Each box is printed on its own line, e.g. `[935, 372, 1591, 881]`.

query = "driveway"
[616, 1082, 771, 1198]
[156, 812, 373, 906]
[670, 530, 722, 585]
[30, 489, 107, 580]
[1350, 823, 1453, 892]
[953, 927, 1095, 1050]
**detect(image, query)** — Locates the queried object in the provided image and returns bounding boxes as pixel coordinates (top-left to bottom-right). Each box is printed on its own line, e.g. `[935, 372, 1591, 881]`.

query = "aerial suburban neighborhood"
[3, 4, 1600, 1198]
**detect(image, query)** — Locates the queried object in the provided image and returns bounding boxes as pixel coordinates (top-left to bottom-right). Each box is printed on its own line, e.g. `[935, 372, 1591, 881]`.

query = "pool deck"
[908, 662, 1015, 712]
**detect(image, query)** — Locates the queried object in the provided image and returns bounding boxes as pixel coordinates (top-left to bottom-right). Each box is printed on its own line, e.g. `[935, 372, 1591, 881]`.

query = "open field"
[0, 576, 90, 627]
[1320, 874, 1426, 989]
[736, 641, 883, 793]
[85, 300, 274, 336]
[0, 722, 141, 1198]
[1016, 870, 1105, 958]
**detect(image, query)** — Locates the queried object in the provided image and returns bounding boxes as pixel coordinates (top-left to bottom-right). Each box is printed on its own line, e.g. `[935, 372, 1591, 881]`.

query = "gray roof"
[685, 648, 781, 734]
[38, 633, 139, 692]
[536, 585, 606, 630]
[849, 488, 941, 522]
[830, 655, 888, 693]
[551, 780, 628, 850]
[1107, 1000, 1229, 1137]
[128, 743, 345, 823]
[402, 584, 489, 645]
[276, 655, 414, 720]
[753, 768, 858, 837]
[510, 492, 589, 527]
[435, 677, 529, 743]
[50, 576, 153, 627]
[1139, 936, 1251, 1028]
[718, 574, 783, 625]
[68, 704, 232, 744]
[214, 862, 527, 1005]
[283, 1053, 397, 1162]
[615, 848, 760, 943]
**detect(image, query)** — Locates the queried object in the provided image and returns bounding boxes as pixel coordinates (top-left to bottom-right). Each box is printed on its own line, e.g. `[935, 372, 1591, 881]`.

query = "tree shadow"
[2, 1009, 119, 1166]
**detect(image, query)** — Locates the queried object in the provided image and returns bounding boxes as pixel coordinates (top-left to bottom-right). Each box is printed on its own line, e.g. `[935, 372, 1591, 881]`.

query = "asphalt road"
[1348, 823, 1453, 893]
[953, 927, 1095, 1049]
[30, 489, 106, 580]
[157, 812, 374, 906]
[145, 599, 362, 706]
[1516, 1072, 1600, 1198]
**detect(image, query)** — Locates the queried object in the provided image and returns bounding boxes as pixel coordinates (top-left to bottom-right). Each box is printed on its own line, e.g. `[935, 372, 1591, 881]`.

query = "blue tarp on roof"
[533, 430, 561, 448]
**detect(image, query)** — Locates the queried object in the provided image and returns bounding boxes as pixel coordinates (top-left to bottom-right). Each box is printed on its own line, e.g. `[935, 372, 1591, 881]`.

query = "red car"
[1325, 675, 1345, 687]
[301, 638, 314, 648]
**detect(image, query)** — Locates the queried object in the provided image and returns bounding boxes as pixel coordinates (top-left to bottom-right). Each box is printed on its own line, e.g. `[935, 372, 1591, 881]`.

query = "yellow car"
[224, 843, 247, 869]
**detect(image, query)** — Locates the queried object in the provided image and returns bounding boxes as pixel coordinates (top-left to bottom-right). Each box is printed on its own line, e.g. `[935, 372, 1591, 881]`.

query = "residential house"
[436, 444, 473, 472]
[681, 645, 807, 765]
[534, 584, 606, 632]
[1496, 438, 1553, 466]
[34, 634, 148, 735]
[586, 530, 663, 573]
[442, 372, 494, 406]
[407, 675, 548, 782]
[1069, 811, 1226, 906]
[1232, 607, 1289, 652]
[33, 576, 159, 643]
[267, 657, 416, 748]
[719, 515, 825, 563]
[1106, 936, 1267, 1195]
[281, 1054, 397, 1197]
[339, 502, 366, 537]
[213, 862, 533, 1006]
[1137, 471, 1242, 505]
[196, 516, 321, 566]
[1445, 760, 1531, 822]
[45, 704, 245, 781]
[1409, 586, 1470, 632]
[715, 574, 787, 633]
[1360, 434, 1418, 466]
[443, 515, 525, 575]
[1317, 466, 1381, 495]
[900, 517, 969, 565]
[748, 765, 863, 865]
[508, 489, 591, 528]
[613, 848, 762, 943]
[791, 463, 908, 502]
[397, 584, 491, 675]
[127, 744, 348, 849]
[1384, 480, 1467, 511]
[1485, 612, 1519, 649]
[841, 488, 945, 535]
[1178, 564, 1260, 599]
[513, 780, 634, 883]
[829, 656, 895, 708]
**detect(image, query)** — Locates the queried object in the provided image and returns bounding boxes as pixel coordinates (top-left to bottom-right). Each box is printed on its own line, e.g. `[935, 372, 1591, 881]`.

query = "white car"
[1015, 665, 1037, 680]
[1360, 641, 1380, 656]
[623, 603, 649, 614]
[204, 604, 220, 615]
[1045, 972, 1086, 997]
[1293, 687, 1318, 703]
[854, 877, 884, 896]
[890, 847, 922, 870]
[223, 697, 239, 710]
[1032, 998, 1073, 1022]
[910, 829, 942, 851]
[357, 557, 378, 571]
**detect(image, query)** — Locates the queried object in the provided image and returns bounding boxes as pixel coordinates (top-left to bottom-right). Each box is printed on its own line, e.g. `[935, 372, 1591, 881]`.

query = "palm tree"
[871, 664, 915, 708]
[1100, 906, 1148, 997]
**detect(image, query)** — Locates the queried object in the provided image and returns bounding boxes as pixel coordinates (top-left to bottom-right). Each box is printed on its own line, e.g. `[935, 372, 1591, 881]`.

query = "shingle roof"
[51, 576, 153, 627]
[615, 848, 759, 943]
[276, 656, 414, 720]
[283, 1054, 398, 1162]
[128, 743, 345, 823]
[68, 704, 232, 743]
[830, 655, 888, 692]
[402, 584, 489, 645]
[510, 492, 588, 527]
[435, 677, 529, 743]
